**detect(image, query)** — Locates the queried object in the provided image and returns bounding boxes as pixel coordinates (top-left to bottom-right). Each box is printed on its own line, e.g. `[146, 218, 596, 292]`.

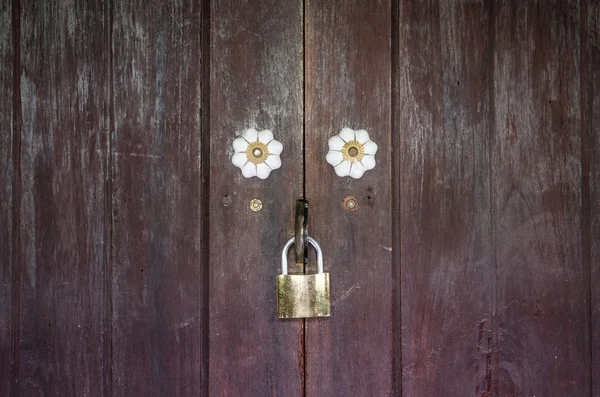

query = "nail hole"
[367, 187, 375, 206]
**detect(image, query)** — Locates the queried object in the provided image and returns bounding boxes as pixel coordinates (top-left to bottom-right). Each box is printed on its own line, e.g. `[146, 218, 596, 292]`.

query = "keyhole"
[348, 146, 359, 157]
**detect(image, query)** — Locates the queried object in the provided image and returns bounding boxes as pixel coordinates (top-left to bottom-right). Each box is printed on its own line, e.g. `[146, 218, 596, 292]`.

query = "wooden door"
[2, 1, 599, 396]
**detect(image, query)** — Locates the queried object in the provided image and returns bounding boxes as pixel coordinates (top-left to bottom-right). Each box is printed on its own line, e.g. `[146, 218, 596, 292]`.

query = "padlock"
[277, 236, 331, 319]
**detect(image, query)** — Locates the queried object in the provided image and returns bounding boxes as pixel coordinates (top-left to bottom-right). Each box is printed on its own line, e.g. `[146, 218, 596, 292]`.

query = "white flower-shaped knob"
[326, 127, 378, 179]
[231, 128, 283, 179]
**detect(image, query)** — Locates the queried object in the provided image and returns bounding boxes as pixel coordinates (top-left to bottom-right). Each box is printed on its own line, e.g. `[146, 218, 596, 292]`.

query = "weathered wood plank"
[588, 1, 600, 395]
[17, 1, 107, 395]
[396, 0, 494, 395]
[208, 0, 304, 395]
[493, 1, 589, 394]
[111, 1, 206, 396]
[304, 0, 392, 395]
[1, 0, 13, 395]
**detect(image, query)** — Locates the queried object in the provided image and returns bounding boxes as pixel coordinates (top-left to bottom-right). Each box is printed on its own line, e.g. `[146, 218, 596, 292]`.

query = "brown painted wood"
[208, 1, 304, 396]
[3, 2, 598, 395]
[1, 1, 13, 395]
[396, 1, 494, 395]
[110, 1, 206, 396]
[493, 0, 589, 394]
[17, 1, 107, 395]
[588, 1, 600, 394]
[304, 1, 392, 395]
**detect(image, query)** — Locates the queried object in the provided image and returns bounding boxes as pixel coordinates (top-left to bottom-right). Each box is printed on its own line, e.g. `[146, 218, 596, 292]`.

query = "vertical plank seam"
[103, 0, 115, 395]
[486, 0, 499, 395]
[390, 0, 402, 395]
[200, 0, 211, 394]
[10, 0, 22, 395]
[302, 0, 306, 200]
[579, 0, 592, 395]
[302, 2, 307, 396]
[302, 0, 309, 394]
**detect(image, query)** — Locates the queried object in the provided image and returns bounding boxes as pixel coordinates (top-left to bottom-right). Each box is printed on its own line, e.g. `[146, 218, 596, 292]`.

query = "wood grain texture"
[304, 1, 392, 395]
[110, 1, 205, 396]
[3, 2, 596, 396]
[588, 1, 600, 395]
[17, 1, 107, 395]
[396, 1, 494, 395]
[1, 0, 13, 395]
[493, 0, 589, 394]
[208, 0, 304, 395]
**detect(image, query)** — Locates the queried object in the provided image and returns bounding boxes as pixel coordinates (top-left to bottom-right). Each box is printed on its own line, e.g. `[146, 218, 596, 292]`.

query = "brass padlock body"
[277, 236, 331, 319]
[277, 271, 330, 318]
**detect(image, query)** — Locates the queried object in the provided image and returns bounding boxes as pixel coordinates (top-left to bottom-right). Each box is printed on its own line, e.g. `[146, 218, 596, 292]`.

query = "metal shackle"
[280, 236, 323, 275]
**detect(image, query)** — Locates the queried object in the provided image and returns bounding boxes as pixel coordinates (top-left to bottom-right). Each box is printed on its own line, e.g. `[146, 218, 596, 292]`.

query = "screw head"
[250, 199, 263, 212]
[343, 195, 358, 211]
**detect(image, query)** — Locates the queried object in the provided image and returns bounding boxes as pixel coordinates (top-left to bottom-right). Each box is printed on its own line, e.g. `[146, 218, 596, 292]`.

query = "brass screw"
[250, 199, 263, 212]
[348, 146, 359, 157]
[343, 195, 358, 211]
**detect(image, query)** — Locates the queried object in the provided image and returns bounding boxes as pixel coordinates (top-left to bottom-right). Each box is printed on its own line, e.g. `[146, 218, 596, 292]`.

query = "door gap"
[301, 0, 307, 201]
